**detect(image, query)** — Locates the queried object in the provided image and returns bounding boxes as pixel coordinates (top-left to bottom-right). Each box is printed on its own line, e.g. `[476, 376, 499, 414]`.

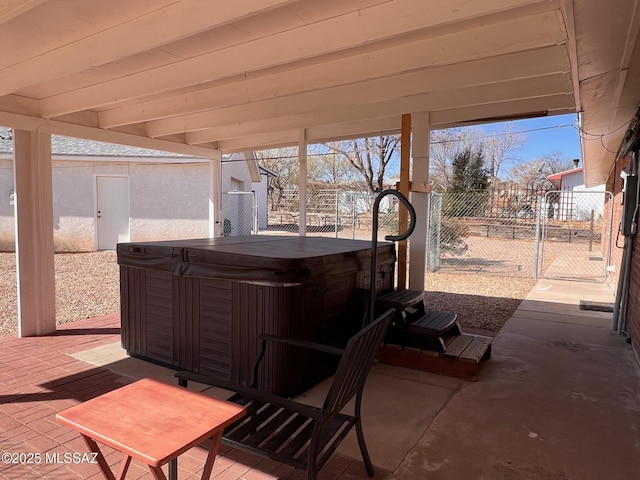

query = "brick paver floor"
[0, 315, 387, 480]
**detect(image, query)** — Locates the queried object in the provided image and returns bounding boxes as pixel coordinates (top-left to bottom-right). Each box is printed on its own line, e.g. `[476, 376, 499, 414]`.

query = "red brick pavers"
[0, 315, 387, 480]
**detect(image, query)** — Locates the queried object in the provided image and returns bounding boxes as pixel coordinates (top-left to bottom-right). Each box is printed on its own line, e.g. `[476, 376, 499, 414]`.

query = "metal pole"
[533, 199, 542, 279]
[367, 189, 416, 326]
[352, 193, 356, 240]
[335, 191, 339, 238]
[588, 209, 594, 252]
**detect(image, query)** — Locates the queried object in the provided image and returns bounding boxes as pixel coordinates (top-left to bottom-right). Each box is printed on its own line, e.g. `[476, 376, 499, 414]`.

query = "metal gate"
[538, 190, 613, 281]
[221, 191, 258, 236]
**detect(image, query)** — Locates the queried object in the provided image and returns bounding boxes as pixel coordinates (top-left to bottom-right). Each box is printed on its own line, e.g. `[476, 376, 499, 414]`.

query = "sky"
[383, 113, 584, 180]
[385, 113, 584, 182]
[476, 113, 582, 171]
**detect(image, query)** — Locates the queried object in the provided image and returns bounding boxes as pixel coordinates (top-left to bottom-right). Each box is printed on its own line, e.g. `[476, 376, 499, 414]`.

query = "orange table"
[56, 378, 245, 480]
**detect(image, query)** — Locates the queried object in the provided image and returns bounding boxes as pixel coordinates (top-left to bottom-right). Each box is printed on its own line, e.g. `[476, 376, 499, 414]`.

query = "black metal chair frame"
[176, 308, 394, 480]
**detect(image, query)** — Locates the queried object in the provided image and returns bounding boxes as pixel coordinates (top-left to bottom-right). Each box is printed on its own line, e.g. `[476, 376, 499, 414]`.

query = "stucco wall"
[252, 173, 269, 229]
[0, 159, 15, 250]
[52, 162, 100, 251]
[0, 158, 212, 251]
[222, 153, 254, 192]
[128, 163, 209, 242]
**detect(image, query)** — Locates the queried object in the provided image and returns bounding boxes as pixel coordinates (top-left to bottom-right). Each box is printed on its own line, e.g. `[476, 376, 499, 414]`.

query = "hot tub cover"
[117, 236, 395, 286]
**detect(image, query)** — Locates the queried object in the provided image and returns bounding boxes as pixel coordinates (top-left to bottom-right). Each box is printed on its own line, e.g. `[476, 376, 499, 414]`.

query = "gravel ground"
[1, 251, 120, 336]
[0, 251, 535, 337]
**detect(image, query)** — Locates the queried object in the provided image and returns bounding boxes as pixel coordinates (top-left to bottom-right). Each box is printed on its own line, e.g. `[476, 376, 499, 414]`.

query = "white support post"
[298, 129, 307, 237]
[13, 129, 56, 336]
[209, 152, 222, 237]
[409, 112, 431, 292]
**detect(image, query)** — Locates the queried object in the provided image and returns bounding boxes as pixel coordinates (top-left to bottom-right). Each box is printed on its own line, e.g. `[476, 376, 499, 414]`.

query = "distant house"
[546, 160, 606, 221]
[0, 129, 262, 251]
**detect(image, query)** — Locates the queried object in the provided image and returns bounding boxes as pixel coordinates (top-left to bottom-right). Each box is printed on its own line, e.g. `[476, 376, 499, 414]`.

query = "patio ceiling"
[0, 0, 639, 186]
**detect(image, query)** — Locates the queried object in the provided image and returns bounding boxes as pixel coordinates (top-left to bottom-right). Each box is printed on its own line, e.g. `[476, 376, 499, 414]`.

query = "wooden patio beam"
[397, 114, 411, 290]
[13, 129, 56, 336]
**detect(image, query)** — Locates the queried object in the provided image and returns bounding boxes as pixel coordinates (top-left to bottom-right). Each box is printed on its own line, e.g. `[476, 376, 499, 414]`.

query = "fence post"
[589, 209, 594, 252]
[335, 192, 339, 238]
[352, 194, 356, 239]
[533, 200, 542, 279]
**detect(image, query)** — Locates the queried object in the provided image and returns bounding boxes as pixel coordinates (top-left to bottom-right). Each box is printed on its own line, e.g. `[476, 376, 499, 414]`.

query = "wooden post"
[397, 114, 411, 290]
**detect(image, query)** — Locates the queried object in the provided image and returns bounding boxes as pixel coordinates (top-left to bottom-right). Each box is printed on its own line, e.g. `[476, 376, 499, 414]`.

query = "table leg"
[199, 433, 223, 480]
[116, 454, 132, 480]
[81, 435, 116, 480]
[149, 465, 168, 480]
[168, 458, 177, 480]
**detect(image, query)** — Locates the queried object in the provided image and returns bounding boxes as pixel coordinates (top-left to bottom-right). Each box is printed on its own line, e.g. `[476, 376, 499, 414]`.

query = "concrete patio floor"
[1, 278, 639, 479]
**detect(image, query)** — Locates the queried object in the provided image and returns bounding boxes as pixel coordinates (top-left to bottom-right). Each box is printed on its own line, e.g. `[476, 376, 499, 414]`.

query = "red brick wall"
[629, 238, 640, 351]
[605, 155, 640, 351]
[605, 159, 626, 286]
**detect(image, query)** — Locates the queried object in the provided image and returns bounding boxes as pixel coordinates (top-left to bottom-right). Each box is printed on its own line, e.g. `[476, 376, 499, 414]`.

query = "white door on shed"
[96, 176, 130, 250]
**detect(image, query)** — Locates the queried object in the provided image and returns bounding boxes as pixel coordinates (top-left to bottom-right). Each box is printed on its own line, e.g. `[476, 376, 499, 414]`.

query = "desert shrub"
[440, 216, 468, 255]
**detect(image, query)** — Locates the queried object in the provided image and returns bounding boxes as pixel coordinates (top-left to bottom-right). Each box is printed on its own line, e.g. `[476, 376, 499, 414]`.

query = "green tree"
[445, 148, 490, 217]
[450, 148, 489, 192]
[429, 125, 525, 191]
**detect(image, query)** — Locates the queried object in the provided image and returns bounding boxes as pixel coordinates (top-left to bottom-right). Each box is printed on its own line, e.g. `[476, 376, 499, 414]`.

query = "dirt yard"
[0, 251, 536, 337]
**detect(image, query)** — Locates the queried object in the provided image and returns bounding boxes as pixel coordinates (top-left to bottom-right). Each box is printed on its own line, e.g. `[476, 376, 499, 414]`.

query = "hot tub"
[117, 236, 395, 395]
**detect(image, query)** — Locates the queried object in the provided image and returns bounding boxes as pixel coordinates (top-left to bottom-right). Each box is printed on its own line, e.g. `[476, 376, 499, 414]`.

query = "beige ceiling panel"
[216, 130, 301, 153]
[37, 0, 557, 118]
[197, 94, 574, 152]
[18, 1, 387, 100]
[146, 67, 572, 138]
[0, 0, 295, 98]
[18, 25, 248, 99]
[0, 0, 46, 24]
[98, 18, 569, 128]
[184, 77, 572, 145]
[0, 0, 176, 70]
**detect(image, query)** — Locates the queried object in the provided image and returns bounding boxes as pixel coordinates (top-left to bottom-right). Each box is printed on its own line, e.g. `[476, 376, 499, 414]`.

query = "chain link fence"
[221, 187, 613, 280]
[428, 188, 613, 280]
[539, 190, 613, 281]
[263, 190, 400, 241]
[221, 191, 258, 236]
[427, 189, 539, 277]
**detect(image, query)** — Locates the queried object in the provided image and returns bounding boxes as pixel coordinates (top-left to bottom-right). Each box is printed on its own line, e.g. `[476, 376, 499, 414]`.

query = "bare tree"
[307, 148, 361, 187]
[254, 147, 299, 210]
[483, 124, 525, 179]
[324, 136, 399, 193]
[508, 151, 576, 188]
[539, 151, 577, 173]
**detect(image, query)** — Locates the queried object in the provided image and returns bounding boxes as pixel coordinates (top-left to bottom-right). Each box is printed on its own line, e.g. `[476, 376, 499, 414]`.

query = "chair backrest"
[322, 308, 394, 415]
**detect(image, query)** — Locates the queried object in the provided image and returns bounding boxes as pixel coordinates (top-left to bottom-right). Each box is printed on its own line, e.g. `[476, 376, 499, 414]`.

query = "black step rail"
[367, 189, 417, 326]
